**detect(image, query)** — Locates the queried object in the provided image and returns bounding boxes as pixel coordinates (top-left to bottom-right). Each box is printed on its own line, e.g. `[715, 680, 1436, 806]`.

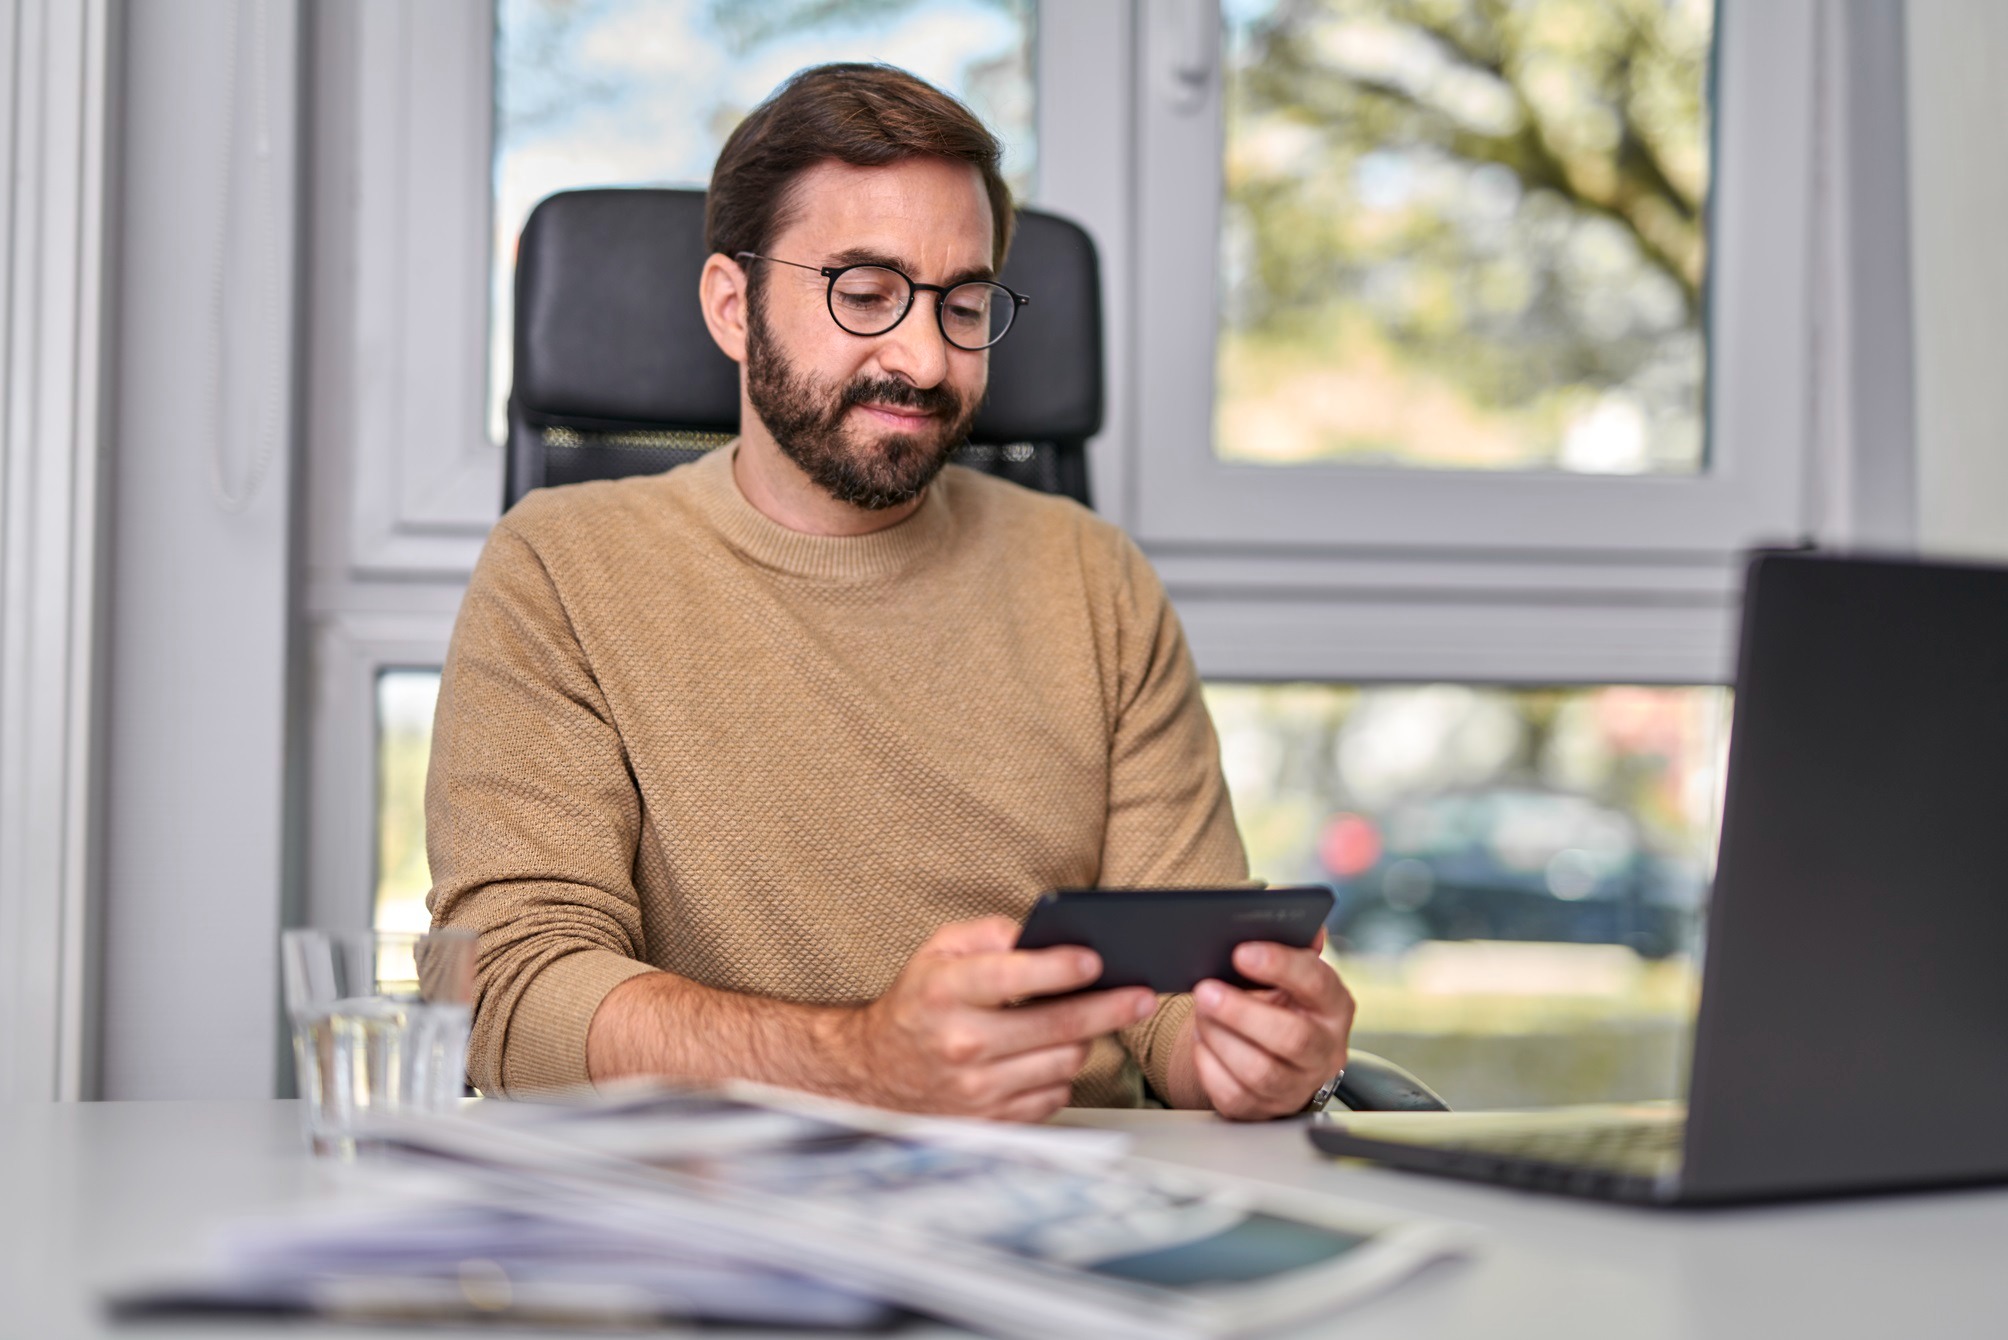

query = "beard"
[744, 294, 979, 511]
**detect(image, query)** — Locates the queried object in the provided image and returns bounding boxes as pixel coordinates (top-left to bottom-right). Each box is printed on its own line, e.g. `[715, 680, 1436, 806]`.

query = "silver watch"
[1307, 1068, 1346, 1112]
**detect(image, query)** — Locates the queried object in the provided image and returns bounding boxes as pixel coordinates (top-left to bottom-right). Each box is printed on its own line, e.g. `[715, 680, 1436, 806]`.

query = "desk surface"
[2, 1099, 2002, 1339]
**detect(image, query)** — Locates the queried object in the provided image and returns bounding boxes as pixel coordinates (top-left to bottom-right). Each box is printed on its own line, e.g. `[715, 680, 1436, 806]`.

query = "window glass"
[1205, 682, 1728, 1109]
[1215, 0, 1714, 474]
[490, 0, 1039, 439]
[376, 669, 442, 934]
[382, 671, 1726, 1109]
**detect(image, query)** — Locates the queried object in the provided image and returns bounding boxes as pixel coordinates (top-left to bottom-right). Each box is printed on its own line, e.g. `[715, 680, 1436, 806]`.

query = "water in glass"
[293, 996, 471, 1156]
[281, 927, 476, 1156]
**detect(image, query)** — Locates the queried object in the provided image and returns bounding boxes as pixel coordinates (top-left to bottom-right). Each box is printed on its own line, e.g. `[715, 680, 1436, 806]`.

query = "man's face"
[742, 158, 994, 510]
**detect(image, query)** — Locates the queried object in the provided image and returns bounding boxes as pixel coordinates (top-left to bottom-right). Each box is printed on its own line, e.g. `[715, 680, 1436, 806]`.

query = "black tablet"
[1014, 886, 1335, 994]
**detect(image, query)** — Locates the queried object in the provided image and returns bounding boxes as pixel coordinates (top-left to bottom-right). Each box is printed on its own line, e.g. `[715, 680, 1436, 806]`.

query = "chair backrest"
[504, 188, 1102, 511]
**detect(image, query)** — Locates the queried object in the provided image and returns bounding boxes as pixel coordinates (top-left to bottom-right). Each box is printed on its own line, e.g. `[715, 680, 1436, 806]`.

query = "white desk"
[2, 1100, 2002, 1338]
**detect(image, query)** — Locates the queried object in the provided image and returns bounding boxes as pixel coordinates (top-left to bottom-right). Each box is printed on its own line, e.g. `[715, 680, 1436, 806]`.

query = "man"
[427, 63, 1353, 1120]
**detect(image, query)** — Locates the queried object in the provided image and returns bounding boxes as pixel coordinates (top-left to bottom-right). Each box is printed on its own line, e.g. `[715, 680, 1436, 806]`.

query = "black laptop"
[1310, 551, 2008, 1205]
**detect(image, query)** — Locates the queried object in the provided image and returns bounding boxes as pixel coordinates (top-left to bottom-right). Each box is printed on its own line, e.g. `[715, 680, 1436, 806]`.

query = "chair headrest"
[511, 188, 1103, 445]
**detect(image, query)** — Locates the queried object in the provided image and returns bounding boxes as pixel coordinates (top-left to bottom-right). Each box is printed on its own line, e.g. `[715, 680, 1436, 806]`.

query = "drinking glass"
[280, 927, 476, 1156]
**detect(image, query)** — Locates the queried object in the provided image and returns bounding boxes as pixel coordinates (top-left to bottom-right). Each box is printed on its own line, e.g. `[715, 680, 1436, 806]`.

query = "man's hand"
[1175, 933, 1355, 1120]
[836, 916, 1158, 1122]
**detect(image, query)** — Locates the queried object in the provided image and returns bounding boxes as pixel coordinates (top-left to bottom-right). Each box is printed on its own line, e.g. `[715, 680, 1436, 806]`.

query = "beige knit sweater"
[426, 445, 1249, 1104]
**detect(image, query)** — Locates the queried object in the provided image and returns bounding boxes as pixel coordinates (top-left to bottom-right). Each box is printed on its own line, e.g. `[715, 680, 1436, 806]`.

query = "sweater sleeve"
[425, 518, 658, 1096]
[1096, 532, 1253, 1102]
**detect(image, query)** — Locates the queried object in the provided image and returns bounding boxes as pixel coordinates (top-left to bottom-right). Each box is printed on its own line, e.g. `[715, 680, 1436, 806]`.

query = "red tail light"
[1319, 812, 1382, 878]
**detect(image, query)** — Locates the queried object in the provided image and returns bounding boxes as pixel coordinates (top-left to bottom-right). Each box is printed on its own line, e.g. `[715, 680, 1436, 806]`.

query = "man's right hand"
[834, 916, 1158, 1122]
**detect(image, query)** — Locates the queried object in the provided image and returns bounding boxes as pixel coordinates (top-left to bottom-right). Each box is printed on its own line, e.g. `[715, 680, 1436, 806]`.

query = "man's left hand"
[1179, 933, 1355, 1120]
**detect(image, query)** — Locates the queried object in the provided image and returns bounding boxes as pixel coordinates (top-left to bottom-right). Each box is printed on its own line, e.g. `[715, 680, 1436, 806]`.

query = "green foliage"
[377, 729, 433, 907]
[1220, 0, 1712, 467]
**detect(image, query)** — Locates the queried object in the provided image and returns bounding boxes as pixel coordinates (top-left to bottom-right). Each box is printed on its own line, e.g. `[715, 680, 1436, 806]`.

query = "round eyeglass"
[736, 252, 1029, 351]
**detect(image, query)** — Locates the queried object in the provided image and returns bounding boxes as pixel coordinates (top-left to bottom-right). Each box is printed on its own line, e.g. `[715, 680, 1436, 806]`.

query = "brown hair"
[706, 63, 1015, 275]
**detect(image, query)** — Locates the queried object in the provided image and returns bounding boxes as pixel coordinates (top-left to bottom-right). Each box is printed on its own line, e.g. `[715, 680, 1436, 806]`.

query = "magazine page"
[368, 1084, 1472, 1339]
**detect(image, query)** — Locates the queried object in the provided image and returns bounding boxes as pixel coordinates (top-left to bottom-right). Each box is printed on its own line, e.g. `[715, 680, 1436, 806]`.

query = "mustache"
[839, 376, 965, 419]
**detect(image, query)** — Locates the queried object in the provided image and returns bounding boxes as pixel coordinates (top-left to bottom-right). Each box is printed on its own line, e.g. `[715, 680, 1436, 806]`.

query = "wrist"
[810, 1001, 879, 1104]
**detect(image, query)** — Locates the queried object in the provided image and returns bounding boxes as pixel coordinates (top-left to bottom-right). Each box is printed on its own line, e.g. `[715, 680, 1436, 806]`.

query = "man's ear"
[699, 252, 750, 365]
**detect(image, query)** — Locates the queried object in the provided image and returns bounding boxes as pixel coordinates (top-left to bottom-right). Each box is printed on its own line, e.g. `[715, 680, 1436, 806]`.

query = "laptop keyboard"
[1316, 1109, 1686, 1203]
[1434, 1114, 1684, 1175]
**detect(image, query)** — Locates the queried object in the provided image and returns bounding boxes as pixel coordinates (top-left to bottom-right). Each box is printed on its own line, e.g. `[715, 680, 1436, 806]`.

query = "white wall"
[97, 0, 301, 1099]
[1907, 1, 2008, 560]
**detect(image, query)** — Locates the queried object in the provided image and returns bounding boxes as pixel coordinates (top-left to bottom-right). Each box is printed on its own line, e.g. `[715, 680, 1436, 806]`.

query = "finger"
[947, 946, 1105, 1008]
[920, 916, 1023, 958]
[983, 987, 1157, 1056]
[1196, 1014, 1315, 1108]
[1193, 1034, 1265, 1121]
[969, 1040, 1092, 1103]
[1311, 927, 1328, 955]
[1194, 979, 1324, 1063]
[1231, 941, 1349, 1011]
[995, 1083, 1074, 1124]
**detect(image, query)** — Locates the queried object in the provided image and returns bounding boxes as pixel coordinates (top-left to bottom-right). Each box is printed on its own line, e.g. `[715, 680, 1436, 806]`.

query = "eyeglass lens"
[827, 267, 1016, 349]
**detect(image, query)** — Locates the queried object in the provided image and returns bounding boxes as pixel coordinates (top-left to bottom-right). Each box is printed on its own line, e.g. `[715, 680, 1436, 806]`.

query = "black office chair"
[501, 186, 1447, 1114]
[505, 187, 1097, 510]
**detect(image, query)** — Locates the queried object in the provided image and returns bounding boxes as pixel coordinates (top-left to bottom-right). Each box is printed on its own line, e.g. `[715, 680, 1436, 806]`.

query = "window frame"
[338, 0, 502, 579]
[304, 613, 461, 934]
[1131, 0, 1811, 557]
[1112, 0, 1824, 686]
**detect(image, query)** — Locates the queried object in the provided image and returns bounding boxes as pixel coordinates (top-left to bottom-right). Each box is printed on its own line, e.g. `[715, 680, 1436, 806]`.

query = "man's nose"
[873, 295, 952, 388]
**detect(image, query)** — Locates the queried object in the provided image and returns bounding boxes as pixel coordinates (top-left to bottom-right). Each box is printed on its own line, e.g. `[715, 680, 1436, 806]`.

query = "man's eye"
[945, 302, 987, 326]
[835, 290, 896, 311]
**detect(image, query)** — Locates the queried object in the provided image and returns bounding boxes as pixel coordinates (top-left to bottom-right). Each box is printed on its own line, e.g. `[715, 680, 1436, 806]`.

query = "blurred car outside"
[1317, 786, 1707, 960]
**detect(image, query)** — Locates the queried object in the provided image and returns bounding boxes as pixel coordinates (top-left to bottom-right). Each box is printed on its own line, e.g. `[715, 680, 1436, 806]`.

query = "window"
[375, 670, 442, 933]
[1132, 0, 1812, 574]
[318, 4, 1852, 1110]
[1215, 0, 1713, 475]
[1209, 681, 1726, 1108]
[488, 0, 1038, 439]
[375, 668, 1726, 1106]
[357, 1, 1040, 930]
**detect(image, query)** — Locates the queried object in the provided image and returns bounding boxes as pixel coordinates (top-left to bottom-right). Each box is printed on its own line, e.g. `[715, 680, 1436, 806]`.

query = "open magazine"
[113, 1084, 1470, 1337]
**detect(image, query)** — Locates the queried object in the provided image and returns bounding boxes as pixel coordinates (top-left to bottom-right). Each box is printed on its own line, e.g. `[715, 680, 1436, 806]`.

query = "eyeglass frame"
[734, 251, 1030, 351]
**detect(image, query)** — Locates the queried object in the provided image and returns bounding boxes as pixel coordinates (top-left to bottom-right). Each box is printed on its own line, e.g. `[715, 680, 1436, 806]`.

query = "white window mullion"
[0, 0, 116, 1104]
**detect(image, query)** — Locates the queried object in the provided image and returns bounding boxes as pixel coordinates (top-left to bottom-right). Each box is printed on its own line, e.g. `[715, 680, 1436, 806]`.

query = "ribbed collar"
[682, 442, 956, 582]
